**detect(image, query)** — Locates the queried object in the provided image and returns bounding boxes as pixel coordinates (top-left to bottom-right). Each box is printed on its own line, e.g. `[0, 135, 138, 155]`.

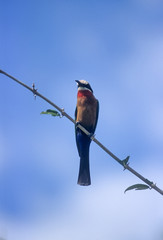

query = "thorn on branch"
[32, 83, 37, 99]
[145, 178, 154, 187]
[121, 156, 130, 170]
[150, 182, 156, 189]
[61, 108, 65, 117]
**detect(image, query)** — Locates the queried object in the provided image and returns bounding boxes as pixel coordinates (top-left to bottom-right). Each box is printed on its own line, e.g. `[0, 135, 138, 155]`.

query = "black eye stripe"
[79, 83, 93, 92]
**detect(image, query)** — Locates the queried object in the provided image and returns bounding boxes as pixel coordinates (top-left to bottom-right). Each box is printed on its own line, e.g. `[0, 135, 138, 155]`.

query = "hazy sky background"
[0, 0, 163, 240]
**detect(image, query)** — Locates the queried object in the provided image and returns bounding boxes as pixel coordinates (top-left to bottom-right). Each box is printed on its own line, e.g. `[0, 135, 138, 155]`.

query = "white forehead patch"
[79, 80, 89, 85]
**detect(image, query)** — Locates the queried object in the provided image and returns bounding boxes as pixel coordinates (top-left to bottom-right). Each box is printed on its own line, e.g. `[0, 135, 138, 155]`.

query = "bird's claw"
[75, 121, 80, 128]
[75, 122, 95, 140]
[88, 132, 95, 140]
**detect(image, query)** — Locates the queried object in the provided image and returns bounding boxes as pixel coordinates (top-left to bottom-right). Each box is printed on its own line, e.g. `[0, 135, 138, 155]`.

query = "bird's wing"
[75, 106, 78, 140]
[75, 107, 82, 156]
[75, 100, 99, 134]
[75, 106, 77, 121]
[92, 99, 99, 133]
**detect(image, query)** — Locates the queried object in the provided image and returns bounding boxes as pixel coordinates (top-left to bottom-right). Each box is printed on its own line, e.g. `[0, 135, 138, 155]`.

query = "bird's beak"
[75, 80, 80, 85]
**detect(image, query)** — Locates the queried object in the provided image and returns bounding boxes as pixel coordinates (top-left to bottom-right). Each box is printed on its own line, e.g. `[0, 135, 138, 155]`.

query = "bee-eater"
[75, 80, 99, 186]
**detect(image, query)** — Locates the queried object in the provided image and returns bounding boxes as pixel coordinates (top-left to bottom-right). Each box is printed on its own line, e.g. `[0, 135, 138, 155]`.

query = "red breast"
[77, 90, 93, 98]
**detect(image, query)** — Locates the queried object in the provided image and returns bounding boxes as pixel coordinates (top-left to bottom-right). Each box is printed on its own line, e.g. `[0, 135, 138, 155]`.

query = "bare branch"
[1, 69, 163, 195]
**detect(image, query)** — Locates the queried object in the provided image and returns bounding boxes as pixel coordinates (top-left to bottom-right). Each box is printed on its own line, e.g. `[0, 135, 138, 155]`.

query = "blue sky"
[0, 0, 163, 239]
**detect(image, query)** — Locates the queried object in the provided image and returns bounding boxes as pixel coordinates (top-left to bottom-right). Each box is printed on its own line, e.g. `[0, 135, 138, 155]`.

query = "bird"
[75, 80, 99, 186]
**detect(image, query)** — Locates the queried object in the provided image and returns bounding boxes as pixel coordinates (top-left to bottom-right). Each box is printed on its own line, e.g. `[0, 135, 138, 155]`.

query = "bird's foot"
[75, 121, 80, 128]
[88, 132, 95, 140]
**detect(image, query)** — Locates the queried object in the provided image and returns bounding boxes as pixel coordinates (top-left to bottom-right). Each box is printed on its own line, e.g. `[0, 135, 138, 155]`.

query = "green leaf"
[41, 109, 60, 117]
[124, 184, 150, 193]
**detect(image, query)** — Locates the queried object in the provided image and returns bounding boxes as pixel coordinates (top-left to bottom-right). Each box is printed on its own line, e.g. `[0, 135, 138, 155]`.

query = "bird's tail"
[78, 155, 91, 186]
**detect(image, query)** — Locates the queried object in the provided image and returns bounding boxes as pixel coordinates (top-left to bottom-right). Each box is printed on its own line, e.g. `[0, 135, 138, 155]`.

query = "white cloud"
[1, 169, 162, 240]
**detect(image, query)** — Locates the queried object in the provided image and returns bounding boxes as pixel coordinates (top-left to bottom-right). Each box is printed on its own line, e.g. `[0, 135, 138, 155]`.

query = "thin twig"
[1, 69, 163, 195]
